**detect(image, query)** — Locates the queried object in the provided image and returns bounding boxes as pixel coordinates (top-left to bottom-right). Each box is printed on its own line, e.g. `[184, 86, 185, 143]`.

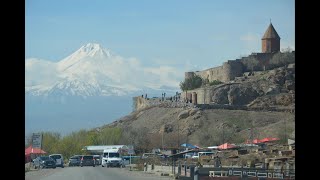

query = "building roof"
[262, 23, 280, 40]
[82, 145, 128, 153]
[25, 145, 47, 155]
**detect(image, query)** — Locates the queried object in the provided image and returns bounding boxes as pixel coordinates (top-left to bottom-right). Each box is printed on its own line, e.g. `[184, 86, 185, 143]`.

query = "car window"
[50, 155, 62, 159]
[109, 153, 119, 157]
[40, 156, 50, 160]
[83, 156, 93, 159]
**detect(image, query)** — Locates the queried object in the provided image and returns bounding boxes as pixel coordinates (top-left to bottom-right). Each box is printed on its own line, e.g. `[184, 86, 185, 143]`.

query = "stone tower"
[261, 23, 280, 53]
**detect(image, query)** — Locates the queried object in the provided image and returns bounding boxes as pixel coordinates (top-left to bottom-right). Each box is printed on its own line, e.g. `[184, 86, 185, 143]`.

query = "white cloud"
[25, 58, 59, 86]
[26, 55, 189, 91]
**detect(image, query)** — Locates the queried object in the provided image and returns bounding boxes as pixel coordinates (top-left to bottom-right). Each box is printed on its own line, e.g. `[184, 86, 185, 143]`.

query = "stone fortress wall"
[185, 53, 277, 83]
[133, 23, 295, 108]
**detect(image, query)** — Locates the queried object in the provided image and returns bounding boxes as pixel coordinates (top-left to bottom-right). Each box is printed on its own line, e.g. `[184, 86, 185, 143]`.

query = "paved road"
[25, 166, 172, 180]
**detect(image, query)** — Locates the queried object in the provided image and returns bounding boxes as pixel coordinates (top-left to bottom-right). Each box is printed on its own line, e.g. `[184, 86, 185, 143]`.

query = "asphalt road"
[25, 166, 172, 180]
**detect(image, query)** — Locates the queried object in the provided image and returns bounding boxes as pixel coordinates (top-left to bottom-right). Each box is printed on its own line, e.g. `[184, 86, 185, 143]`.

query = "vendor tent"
[218, 143, 237, 150]
[245, 139, 262, 144]
[180, 143, 198, 149]
[25, 145, 46, 163]
[25, 145, 46, 155]
[260, 137, 280, 143]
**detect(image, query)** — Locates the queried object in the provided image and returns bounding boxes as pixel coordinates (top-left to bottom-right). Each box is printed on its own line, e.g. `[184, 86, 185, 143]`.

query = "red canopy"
[25, 145, 46, 155]
[218, 143, 237, 150]
[260, 137, 280, 143]
[245, 139, 262, 144]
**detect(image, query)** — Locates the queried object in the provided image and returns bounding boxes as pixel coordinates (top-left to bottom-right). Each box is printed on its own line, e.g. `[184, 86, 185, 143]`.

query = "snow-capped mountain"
[26, 43, 180, 98]
[25, 43, 182, 135]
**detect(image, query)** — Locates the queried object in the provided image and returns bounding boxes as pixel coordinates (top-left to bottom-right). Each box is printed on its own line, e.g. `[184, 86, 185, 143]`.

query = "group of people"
[141, 92, 183, 104]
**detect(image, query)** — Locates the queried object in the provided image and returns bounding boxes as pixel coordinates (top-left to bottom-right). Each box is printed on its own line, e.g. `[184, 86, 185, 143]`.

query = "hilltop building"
[184, 23, 282, 84]
[261, 23, 281, 53]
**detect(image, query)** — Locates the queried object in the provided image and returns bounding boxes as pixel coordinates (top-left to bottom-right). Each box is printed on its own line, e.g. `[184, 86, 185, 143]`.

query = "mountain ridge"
[26, 43, 180, 98]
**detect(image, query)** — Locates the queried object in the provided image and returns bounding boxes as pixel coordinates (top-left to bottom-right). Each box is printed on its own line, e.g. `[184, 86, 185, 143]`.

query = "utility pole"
[251, 128, 253, 148]
[162, 131, 164, 150]
[222, 125, 225, 144]
[284, 118, 287, 144]
[203, 88, 205, 104]
[177, 121, 180, 152]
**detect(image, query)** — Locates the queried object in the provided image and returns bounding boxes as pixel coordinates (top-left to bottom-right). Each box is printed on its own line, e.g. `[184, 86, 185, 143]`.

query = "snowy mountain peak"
[78, 43, 111, 57]
[57, 43, 113, 72]
[80, 43, 102, 53]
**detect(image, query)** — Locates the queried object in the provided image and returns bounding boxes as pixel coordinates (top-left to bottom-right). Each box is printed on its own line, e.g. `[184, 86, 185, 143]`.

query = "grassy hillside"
[106, 106, 295, 148]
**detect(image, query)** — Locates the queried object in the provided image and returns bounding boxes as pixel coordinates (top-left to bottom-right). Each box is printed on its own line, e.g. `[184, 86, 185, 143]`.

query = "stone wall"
[189, 60, 243, 83]
[181, 86, 215, 104]
[194, 66, 226, 83]
[222, 60, 244, 82]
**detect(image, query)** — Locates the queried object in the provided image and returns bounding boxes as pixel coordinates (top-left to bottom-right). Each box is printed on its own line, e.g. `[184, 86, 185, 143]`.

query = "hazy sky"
[26, 0, 295, 71]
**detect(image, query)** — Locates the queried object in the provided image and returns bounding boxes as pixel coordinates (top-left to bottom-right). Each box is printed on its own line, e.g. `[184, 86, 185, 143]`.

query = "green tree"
[180, 74, 203, 91]
[209, 80, 223, 86]
[119, 127, 150, 154]
[41, 132, 61, 154]
[96, 127, 122, 145]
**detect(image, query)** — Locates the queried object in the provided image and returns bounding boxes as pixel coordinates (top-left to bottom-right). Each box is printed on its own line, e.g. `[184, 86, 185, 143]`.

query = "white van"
[49, 154, 64, 168]
[101, 149, 123, 168]
[192, 152, 214, 159]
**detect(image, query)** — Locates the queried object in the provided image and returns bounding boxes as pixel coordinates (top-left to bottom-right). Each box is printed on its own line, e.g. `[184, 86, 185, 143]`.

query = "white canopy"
[82, 145, 129, 154]
[207, 146, 219, 149]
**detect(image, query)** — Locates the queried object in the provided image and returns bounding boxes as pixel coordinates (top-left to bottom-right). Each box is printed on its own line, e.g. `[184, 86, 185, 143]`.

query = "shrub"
[209, 80, 223, 86]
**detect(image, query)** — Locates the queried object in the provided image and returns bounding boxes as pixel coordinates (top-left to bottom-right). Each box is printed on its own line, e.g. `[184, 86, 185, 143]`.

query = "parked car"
[49, 154, 64, 168]
[93, 155, 102, 165]
[157, 154, 168, 158]
[68, 155, 82, 166]
[141, 153, 156, 159]
[33, 156, 56, 169]
[80, 155, 95, 167]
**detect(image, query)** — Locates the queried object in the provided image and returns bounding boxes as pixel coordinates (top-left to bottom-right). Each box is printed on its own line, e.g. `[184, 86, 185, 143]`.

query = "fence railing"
[177, 164, 295, 180]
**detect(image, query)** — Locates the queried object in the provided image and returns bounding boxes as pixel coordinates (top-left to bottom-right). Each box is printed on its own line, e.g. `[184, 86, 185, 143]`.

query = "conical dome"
[262, 23, 280, 40]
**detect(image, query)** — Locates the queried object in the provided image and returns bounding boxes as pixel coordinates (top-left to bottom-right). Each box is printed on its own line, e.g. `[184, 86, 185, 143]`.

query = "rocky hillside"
[100, 64, 295, 148]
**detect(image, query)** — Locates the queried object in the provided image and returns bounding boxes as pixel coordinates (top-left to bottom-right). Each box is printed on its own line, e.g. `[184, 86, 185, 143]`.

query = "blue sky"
[26, 0, 295, 71]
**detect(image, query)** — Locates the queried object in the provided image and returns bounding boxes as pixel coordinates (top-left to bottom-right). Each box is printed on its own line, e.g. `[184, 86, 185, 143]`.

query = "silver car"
[49, 154, 64, 168]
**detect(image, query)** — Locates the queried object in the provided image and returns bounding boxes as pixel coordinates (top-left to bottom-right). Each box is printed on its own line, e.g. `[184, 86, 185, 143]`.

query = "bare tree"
[246, 57, 259, 72]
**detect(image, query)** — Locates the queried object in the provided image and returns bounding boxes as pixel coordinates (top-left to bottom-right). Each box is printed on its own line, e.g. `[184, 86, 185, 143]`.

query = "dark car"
[33, 156, 56, 169]
[93, 155, 101, 165]
[68, 155, 82, 166]
[80, 155, 95, 167]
